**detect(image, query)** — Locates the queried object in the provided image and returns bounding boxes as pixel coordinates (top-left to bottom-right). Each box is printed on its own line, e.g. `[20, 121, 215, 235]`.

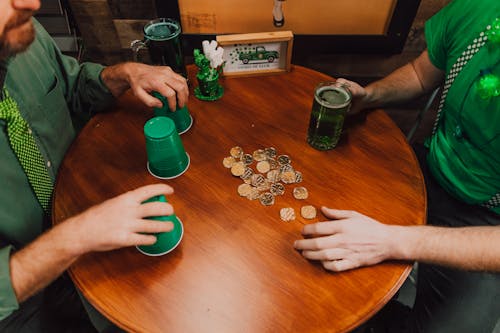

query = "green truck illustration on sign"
[238, 46, 279, 64]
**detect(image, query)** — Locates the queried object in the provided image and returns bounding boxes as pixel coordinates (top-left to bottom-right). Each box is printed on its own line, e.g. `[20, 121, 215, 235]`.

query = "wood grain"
[53, 65, 426, 333]
[178, 0, 396, 35]
[68, 0, 121, 52]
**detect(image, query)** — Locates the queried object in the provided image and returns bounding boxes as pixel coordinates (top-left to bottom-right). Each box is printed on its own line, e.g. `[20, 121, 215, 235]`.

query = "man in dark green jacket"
[1, 0, 188, 331]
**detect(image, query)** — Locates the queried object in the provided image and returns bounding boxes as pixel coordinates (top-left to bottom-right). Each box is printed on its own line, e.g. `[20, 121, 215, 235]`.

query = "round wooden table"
[53, 65, 426, 333]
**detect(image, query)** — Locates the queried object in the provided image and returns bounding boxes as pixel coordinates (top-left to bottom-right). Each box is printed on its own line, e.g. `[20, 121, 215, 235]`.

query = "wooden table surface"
[53, 65, 426, 333]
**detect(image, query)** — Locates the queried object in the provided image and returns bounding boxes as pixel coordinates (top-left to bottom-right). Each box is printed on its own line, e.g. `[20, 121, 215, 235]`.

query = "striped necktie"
[0, 88, 53, 213]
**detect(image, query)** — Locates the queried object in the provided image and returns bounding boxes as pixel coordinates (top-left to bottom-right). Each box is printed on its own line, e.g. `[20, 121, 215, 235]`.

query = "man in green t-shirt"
[294, 0, 499, 332]
[1, 0, 188, 331]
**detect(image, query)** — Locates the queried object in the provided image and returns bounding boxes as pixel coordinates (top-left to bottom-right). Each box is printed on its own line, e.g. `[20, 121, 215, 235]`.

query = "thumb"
[335, 78, 366, 99]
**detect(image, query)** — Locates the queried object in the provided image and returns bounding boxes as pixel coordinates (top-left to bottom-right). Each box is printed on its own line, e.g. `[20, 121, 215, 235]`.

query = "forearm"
[362, 63, 425, 109]
[391, 225, 500, 271]
[8, 183, 175, 304]
[9, 220, 83, 302]
[361, 50, 444, 110]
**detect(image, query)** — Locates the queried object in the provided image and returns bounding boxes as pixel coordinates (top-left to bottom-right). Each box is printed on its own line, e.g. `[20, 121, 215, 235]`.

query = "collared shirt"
[0, 19, 114, 319]
[425, 0, 500, 213]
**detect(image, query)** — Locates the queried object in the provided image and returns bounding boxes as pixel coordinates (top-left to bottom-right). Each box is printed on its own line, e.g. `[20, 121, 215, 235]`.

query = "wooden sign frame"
[216, 31, 293, 77]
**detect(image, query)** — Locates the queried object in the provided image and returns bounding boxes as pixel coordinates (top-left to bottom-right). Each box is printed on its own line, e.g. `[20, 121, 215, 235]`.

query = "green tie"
[0, 88, 53, 213]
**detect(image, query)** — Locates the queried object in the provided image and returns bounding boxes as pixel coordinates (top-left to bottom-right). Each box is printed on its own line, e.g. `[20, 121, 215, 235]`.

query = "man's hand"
[101, 62, 189, 111]
[335, 78, 368, 115]
[66, 183, 176, 254]
[294, 207, 396, 272]
[10, 183, 176, 302]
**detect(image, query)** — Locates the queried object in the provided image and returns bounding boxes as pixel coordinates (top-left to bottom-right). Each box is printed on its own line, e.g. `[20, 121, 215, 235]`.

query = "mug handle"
[131, 40, 148, 62]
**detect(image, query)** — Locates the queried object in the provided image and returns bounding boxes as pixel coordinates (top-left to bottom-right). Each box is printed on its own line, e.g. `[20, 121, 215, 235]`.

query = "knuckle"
[322, 261, 339, 272]
[125, 189, 139, 202]
[131, 86, 142, 96]
[145, 99, 157, 107]
[142, 235, 156, 245]
[308, 224, 318, 234]
[153, 79, 164, 87]
[325, 250, 337, 261]
[117, 232, 131, 245]
[313, 238, 323, 249]
[163, 203, 173, 215]
[331, 263, 343, 272]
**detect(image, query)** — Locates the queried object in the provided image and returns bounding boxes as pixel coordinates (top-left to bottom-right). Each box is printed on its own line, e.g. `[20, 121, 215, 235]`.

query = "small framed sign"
[216, 31, 293, 77]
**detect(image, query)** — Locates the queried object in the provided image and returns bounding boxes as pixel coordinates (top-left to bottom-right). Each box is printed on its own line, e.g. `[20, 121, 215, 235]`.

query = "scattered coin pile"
[223, 146, 317, 222]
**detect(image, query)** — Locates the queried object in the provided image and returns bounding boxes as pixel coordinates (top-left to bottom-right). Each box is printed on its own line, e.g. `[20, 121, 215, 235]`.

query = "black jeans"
[0, 273, 97, 333]
[367, 144, 500, 333]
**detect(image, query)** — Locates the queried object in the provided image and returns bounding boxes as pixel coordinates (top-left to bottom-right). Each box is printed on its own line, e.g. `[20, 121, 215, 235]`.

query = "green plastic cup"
[152, 91, 193, 134]
[136, 194, 184, 256]
[144, 116, 190, 179]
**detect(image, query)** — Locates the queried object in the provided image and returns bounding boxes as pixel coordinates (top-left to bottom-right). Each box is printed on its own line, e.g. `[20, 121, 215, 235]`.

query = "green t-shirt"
[0, 20, 114, 319]
[425, 0, 500, 213]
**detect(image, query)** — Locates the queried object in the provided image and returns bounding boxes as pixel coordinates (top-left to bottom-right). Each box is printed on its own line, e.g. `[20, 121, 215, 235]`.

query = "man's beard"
[0, 12, 36, 60]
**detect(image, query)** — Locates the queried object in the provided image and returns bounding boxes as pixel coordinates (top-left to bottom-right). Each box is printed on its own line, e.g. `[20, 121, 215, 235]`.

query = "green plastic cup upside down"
[152, 91, 193, 134]
[136, 194, 184, 256]
[144, 116, 190, 179]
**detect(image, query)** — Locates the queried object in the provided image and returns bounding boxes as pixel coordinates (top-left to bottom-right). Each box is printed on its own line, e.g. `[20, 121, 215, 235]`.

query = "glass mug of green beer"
[131, 18, 187, 78]
[307, 81, 352, 150]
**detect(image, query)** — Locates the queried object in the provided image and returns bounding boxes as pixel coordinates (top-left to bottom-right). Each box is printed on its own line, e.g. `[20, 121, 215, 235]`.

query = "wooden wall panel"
[178, 0, 397, 35]
[108, 0, 156, 19]
[113, 19, 148, 50]
[69, 0, 121, 52]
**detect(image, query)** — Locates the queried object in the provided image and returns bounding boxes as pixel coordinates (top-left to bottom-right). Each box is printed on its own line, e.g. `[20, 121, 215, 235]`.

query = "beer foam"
[314, 86, 351, 108]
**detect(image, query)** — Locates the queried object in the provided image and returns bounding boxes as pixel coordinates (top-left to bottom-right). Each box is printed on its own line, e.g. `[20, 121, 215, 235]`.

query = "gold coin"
[265, 147, 277, 159]
[280, 207, 296, 222]
[230, 146, 243, 159]
[230, 162, 246, 177]
[259, 192, 275, 206]
[266, 169, 280, 183]
[223, 156, 236, 168]
[294, 171, 303, 183]
[279, 164, 294, 173]
[241, 153, 253, 165]
[301, 205, 317, 219]
[251, 173, 266, 187]
[267, 158, 278, 170]
[246, 187, 260, 200]
[270, 183, 285, 196]
[237, 183, 253, 197]
[293, 187, 308, 200]
[280, 170, 296, 184]
[256, 180, 272, 192]
[240, 167, 254, 180]
[256, 160, 271, 173]
[277, 154, 291, 165]
[253, 149, 267, 162]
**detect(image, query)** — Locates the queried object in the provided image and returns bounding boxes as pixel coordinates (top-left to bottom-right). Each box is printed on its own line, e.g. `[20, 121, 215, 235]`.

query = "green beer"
[307, 82, 352, 150]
